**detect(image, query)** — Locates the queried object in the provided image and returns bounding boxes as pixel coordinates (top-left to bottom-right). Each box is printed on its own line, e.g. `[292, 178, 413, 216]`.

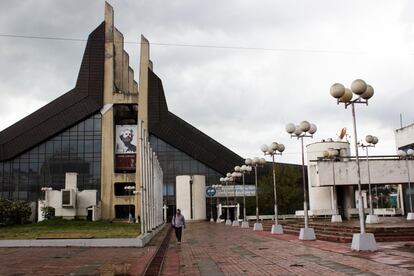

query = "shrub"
[41, 206, 55, 220]
[0, 198, 31, 226]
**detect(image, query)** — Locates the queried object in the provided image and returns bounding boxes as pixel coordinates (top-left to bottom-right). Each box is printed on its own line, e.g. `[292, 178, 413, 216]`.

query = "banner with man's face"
[116, 125, 137, 154]
[115, 125, 137, 171]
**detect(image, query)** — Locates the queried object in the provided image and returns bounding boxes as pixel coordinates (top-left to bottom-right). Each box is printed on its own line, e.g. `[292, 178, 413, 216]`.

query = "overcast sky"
[1, 0, 414, 165]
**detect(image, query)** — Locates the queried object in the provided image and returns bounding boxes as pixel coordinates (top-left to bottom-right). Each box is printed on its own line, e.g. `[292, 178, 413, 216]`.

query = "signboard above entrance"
[207, 185, 256, 197]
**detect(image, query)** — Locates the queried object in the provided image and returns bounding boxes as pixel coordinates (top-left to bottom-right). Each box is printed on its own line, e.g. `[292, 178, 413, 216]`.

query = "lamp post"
[245, 157, 266, 231]
[260, 142, 285, 234]
[124, 185, 136, 223]
[322, 148, 342, 223]
[230, 171, 242, 226]
[330, 79, 377, 251]
[286, 121, 317, 240]
[397, 149, 414, 220]
[213, 184, 223, 223]
[235, 165, 252, 228]
[220, 175, 233, 226]
[359, 135, 379, 224]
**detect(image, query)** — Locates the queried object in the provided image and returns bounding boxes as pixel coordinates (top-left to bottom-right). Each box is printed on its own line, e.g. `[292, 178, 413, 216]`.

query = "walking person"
[172, 209, 186, 244]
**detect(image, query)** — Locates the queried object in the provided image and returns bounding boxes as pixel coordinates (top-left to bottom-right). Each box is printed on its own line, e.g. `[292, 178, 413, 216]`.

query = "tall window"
[150, 135, 223, 208]
[0, 114, 102, 201]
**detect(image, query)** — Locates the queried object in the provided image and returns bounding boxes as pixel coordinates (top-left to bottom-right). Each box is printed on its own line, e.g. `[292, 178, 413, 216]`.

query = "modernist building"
[0, 3, 304, 222]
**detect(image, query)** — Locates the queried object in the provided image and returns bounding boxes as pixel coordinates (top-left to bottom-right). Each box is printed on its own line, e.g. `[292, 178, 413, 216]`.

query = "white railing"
[245, 214, 296, 221]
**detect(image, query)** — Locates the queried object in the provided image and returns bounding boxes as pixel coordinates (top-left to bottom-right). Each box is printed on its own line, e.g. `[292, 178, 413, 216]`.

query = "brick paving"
[0, 226, 169, 276]
[1, 222, 414, 275]
[162, 222, 414, 275]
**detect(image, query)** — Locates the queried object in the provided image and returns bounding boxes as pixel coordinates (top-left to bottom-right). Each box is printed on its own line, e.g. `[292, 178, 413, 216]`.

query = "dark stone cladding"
[0, 22, 105, 161]
[148, 69, 258, 181]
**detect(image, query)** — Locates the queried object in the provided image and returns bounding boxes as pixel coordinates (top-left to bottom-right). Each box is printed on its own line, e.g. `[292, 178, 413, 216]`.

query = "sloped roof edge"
[0, 22, 105, 161]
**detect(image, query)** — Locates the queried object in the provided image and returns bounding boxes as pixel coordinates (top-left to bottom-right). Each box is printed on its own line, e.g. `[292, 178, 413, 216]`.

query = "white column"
[218, 203, 222, 218]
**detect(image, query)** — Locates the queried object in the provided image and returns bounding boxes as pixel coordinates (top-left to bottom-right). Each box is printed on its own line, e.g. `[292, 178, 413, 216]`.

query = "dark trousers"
[175, 226, 182, 242]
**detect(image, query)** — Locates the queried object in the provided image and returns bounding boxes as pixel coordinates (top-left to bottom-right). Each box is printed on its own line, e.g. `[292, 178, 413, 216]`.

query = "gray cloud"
[1, 0, 413, 165]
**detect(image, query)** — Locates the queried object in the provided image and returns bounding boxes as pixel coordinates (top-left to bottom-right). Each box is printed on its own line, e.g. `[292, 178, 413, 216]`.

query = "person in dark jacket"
[172, 209, 186, 244]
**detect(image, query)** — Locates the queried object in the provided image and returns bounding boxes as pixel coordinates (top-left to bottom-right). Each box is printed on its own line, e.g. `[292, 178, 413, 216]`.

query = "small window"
[115, 205, 135, 219]
[114, 182, 136, 196]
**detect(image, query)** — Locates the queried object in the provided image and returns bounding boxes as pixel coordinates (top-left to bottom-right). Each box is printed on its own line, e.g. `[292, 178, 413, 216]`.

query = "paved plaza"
[163, 222, 414, 275]
[1, 222, 414, 275]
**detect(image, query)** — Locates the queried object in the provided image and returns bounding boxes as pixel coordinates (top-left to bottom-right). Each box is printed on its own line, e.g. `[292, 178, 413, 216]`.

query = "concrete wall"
[192, 175, 206, 220]
[176, 175, 206, 220]
[315, 159, 414, 186]
[100, 3, 140, 220]
[307, 140, 351, 211]
[176, 176, 192, 220]
[395, 123, 414, 150]
[39, 189, 98, 221]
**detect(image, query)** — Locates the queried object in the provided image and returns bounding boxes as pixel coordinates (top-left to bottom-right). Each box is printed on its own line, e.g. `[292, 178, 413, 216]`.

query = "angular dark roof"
[148, 69, 248, 176]
[0, 23, 105, 161]
[148, 69, 304, 180]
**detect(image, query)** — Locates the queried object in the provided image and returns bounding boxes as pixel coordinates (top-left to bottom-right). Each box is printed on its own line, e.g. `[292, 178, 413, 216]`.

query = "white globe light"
[241, 165, 247, 171]
[339, 88, 353, 103]
[408, 149, 414, 156]
[270, 142, 279, 152]
[245, 158, 252, 165]
[277, 144, 285, 152]
[397, 150, 407, 157]
[234, 165, 241, 172]
[328, 149, 339, 157]
[247, 166, 252, 172]
[361, 84, 374, 100]
[299, 121, 311, 132]
[330, 83, 346, 99]
[285, 123, 296, 134]
[253, 157, 260, 165]
[294, 125, 303, 136]
[351, 79, 367, 95]
[365, 135, 374, 144]
[231, 172, 237, 178]
[260, 144, 269, 153]
[219, 177, 224, 182]
[322, 151, 329, 158]
[226, 172, 232, 177]
[308, 123, 317, 134]
[259, 158, 267, 165]
[229, 177, 234, 182]
[372, 136, 378, 145]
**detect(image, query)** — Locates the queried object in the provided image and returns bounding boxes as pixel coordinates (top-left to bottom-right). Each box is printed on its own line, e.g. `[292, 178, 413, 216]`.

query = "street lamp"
[235, 165, 252, 228]
[124, 185, 136, 223]
[286, 120, 317, 240]
[322, 148, 342, 223]
[212, 184, 223, 223]
[330, 79, 377, 251]
[261, 142, 285, 234]
[231, 171, 242, 226]
[245, 157, 266, 231]
[397, 149, 414, 220]
[359, 135, 379, 224]
[220, 175, 233, 226]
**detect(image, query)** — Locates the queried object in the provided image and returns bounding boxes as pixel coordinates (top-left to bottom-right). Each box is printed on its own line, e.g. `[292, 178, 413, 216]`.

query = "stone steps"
[255, 220, 414, 243]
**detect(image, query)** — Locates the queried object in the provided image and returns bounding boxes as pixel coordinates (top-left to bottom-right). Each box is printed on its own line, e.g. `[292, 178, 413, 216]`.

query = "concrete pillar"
[101, 2, 115, 220]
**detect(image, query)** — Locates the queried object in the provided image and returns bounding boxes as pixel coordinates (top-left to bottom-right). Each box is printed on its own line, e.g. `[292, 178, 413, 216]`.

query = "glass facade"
[150, 135, 223, 213]
[0, 114, 102, 201]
